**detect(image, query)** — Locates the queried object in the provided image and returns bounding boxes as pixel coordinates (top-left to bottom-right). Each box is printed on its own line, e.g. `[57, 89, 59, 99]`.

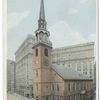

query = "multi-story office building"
[15, 34, 35, 98]
[52, 42, 95, 79]
[7, 60, 16, 93]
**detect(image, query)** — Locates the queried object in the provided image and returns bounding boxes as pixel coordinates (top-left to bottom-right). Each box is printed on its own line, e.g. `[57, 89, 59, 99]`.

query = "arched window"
[44, 48, 48, 56]
[36, 48, 38, 56]
[36, 33, 38, 40]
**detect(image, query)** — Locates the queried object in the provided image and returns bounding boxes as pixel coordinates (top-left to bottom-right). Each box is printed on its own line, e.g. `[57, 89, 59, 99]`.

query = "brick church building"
[32, 0, 93, 100]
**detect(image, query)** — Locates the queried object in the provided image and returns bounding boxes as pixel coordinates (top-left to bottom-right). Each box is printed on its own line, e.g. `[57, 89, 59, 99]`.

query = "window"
[39, 33, 42, 40]
[87, 84, 89, 89]
[79, 94, 80, 100]
[72, 95, 75, 100]
[77, 63, 81, 71]
[36, 96, 38, 100]
[75, 95, 77, 100]
[46, 85, 48, 88]
[68, 83, 70, 91]
[81, 83, 84, 89]
[53, 96, 54, 100]
[90, 71, 92, 74]
[36, 70, 38, 77]
[52, 84, 54, 90]
[73, 83, 75, 91]
[57, 84, 59, 91]
[77, 83, 79, 90]
[36, 33, 38, 40]
[36, 48, 38, 56]
[46, 97, 48, 100]
[83, 83, 85, 89]
[90, 76, 92, 78]
[27, 94, 29, 98]
[44, 48, 48, 56]
[68, 96, 70, 100]
[36, 84, 38, 91]
[32, 94, 34, 98]
[63, 63, 65, 66]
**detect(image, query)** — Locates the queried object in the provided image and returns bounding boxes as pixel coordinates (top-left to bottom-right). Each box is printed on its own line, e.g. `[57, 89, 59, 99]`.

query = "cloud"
[80, 0, 89, 4]
[68, 8, 78, 15]
[8, 11, 30, 30]
[87, 33, 95, 42]
[49, 21, 94, 48]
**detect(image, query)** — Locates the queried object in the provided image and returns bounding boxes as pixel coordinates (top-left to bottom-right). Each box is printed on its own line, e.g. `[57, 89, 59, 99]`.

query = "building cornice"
[32, 42, 52, 49]
[52, 42, 95, 51]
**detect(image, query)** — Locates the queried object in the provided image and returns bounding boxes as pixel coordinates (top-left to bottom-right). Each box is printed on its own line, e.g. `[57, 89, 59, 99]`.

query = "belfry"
[34, 0, 52, 47]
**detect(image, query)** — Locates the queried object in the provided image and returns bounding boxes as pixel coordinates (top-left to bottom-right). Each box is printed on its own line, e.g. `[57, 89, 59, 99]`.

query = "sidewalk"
[7, 93, 35, 100]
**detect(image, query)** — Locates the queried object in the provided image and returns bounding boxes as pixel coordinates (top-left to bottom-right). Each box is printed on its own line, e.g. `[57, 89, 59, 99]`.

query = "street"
[7, 93, 35, 100]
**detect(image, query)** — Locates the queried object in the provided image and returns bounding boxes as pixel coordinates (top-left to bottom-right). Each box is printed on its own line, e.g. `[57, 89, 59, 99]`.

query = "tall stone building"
[7, 60, 16, 93]
[15, 34, 35, 98]
[32, 0, 93, 100]
[52, 42, 95, 79]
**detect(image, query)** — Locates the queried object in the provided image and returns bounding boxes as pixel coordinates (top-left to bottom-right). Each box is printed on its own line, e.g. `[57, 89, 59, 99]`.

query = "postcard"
[5, 0, 98, 100]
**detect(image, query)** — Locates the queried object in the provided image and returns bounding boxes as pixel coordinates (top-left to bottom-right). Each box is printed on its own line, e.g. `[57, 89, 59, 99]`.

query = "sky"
[8, 0, 96, 60]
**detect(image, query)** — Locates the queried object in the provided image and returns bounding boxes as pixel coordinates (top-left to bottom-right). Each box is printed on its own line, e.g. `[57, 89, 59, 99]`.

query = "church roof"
[52, 64, 92, 81]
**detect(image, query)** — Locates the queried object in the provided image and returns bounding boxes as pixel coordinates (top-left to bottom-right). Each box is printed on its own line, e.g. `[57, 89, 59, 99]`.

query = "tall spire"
[38, 0, 47, 30]
[34, 0, 52, 48]
[39, 0, 45, 20]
